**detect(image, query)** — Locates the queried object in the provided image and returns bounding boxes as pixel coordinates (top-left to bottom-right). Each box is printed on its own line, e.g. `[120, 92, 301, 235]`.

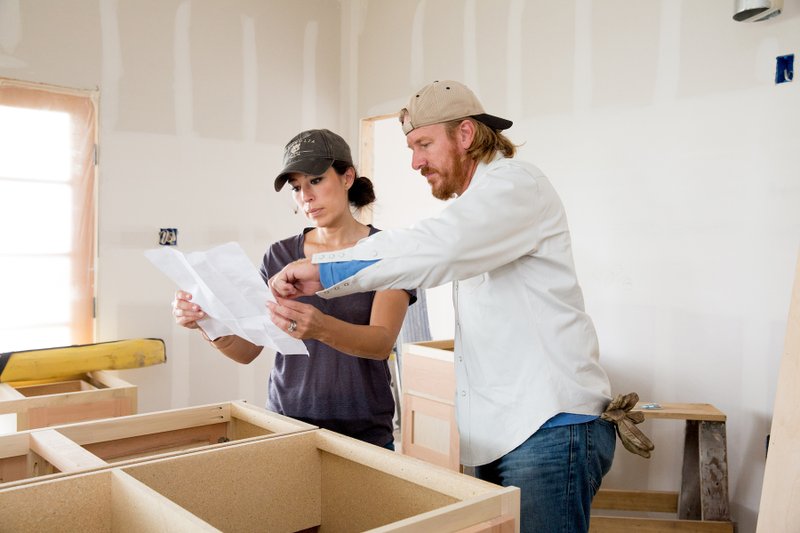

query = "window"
[0, 78, 97, 352]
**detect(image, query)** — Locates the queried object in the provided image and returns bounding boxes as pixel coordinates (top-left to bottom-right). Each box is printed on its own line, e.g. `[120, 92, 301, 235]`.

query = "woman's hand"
[269, 259, 323, 299]
[172, 290, 206, 330]
[267, 297, 326, 340]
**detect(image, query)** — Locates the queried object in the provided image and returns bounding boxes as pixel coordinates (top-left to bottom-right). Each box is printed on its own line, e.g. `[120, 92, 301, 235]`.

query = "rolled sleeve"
[319, 260, 379, 288]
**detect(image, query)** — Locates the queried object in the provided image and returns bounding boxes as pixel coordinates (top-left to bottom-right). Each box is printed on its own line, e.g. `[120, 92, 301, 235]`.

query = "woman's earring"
[293, 205, 298, 215]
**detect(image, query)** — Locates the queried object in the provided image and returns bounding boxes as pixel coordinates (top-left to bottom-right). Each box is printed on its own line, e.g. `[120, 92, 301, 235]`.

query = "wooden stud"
[679, 420, 702, 520]
[698, 421, 730, 521]
[29, 429, 105, 473]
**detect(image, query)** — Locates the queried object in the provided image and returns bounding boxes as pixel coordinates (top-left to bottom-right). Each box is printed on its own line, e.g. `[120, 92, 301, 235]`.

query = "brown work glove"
[601, 392, 655, 458]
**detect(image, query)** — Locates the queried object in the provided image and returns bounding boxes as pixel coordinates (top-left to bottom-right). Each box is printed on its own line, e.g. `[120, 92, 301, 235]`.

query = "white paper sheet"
[145, 242, 309, 355]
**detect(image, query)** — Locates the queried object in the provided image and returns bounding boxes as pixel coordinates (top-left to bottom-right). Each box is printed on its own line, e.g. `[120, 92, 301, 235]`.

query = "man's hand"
[269, 258, 323, 299]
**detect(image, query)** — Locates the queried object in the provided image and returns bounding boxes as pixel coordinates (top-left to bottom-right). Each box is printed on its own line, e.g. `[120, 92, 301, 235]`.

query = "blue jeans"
[474, 418, 616, 533]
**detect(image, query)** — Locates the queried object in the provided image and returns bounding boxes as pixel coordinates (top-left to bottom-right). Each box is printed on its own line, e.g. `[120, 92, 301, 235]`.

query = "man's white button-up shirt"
[314, 155, 611, 466]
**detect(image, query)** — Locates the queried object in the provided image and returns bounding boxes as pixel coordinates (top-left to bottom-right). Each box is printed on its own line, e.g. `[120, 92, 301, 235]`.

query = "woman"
[172, 129, 414, 449]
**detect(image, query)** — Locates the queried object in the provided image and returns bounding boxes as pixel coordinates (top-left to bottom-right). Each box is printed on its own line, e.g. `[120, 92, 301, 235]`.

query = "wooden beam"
[29, 429, 106, 473]
[590, 516, 734, 532]
[633, 403, 726, 422]
[679, 420, 702, 520]
[55, 402, 231, 446]
[592, 489, 678, 513]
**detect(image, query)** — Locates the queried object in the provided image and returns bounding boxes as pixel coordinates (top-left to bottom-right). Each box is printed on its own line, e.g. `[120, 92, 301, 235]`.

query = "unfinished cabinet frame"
[401, 339, 459, 471]
[0, 370, 136, 431]
[0, 400, 314, 488]
[0, 429, 520, 532]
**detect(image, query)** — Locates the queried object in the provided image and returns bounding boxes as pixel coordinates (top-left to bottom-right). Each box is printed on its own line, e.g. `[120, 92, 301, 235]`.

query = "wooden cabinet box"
[0, 429, 519, 532]
[0, 370, 136, 431]
[401, 339, 459, 470]
[0, 400, 314, 488]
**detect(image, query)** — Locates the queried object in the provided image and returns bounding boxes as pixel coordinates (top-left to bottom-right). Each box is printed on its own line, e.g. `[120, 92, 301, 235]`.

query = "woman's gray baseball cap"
[274, 129, 354, 192]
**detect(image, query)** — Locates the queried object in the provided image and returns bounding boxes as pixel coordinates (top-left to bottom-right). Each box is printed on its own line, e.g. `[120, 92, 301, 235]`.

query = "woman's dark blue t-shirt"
[260, 226, 414, 447]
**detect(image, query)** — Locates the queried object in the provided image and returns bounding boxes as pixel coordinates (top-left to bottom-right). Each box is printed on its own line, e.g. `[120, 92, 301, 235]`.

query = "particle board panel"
[0, 469, 217, 532]
[757, 252, 800, 532]
[0, 467, 114, 531]
[319, 451, 458, 531]
[313, 429, 519, 532]
[122, 431, 322, 533]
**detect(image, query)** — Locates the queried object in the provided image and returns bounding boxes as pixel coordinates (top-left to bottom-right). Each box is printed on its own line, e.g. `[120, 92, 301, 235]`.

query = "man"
[270, 80, 616, 532]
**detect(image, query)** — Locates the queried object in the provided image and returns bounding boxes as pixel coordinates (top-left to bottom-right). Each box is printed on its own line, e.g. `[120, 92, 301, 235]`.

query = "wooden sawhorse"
[591, 403, 734, 532]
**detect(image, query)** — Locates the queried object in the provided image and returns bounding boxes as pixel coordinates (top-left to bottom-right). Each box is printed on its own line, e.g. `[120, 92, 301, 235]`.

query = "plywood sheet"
[757, 252, 800, 532]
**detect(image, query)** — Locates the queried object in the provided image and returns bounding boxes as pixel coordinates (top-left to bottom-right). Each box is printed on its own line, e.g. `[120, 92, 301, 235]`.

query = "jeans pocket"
[588, 419, 616, 493]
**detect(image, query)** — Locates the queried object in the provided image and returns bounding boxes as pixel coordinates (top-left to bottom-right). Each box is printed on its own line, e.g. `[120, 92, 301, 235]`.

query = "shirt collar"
[465, 152, 506, 192]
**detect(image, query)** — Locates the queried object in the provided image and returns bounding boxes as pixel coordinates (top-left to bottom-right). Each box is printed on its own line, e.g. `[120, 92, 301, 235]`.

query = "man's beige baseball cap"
[399, 80, 513, 135]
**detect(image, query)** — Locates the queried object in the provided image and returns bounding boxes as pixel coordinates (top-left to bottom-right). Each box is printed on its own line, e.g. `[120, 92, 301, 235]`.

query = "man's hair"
[444, 118, 517, 163]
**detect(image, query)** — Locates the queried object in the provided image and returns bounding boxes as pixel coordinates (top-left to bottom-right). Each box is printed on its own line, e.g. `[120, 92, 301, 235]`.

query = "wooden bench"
[591, 402, 734, 532]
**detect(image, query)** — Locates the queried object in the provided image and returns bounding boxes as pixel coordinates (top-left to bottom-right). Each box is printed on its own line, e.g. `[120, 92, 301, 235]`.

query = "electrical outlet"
[776, 54, 794, 84]
[159, 228, 178, 246]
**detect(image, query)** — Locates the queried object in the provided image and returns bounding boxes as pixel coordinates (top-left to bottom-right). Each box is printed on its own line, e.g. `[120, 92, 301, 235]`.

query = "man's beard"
[423, 146, 469, 201]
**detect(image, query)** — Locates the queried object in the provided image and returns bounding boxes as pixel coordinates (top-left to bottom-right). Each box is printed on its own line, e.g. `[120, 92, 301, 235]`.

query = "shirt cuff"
[319, 260, 379, 288]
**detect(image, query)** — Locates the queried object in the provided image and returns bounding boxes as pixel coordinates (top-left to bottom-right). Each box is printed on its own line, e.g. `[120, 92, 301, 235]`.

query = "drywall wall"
[357, 1, 800, 532]
[0, 0, 348, 412]
[2, 1, 799, 531]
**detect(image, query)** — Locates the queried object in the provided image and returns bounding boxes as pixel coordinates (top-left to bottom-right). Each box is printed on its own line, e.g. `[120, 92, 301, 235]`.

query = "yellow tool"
[0, 338, 166, 382]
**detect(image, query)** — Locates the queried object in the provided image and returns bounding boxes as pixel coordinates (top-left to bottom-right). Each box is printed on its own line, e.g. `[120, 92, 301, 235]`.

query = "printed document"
[145, 242, 308, 355]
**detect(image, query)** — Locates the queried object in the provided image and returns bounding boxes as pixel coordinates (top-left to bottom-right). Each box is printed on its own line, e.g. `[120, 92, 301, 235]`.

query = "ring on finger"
[288, 320, 297, 333]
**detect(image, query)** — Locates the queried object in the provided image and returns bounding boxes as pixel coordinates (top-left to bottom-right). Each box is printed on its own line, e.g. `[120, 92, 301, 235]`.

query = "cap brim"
[472, 113, 513, 131]
[273, 157, 334, 191]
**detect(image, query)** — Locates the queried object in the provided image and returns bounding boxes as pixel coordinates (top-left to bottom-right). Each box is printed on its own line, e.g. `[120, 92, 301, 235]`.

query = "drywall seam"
[507, 0, 524, 119]
[99, 0, 122, 131]
[174, 0, 193, 137]
[0, 0, 21, 56]
[301, 20, 318, 130]
[654, 0, 682, 105]
[463, 0, 478, 91]
[573, 0, 592, 114]
[241, 14, 257, 142]
[410, 0, 426, 89]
